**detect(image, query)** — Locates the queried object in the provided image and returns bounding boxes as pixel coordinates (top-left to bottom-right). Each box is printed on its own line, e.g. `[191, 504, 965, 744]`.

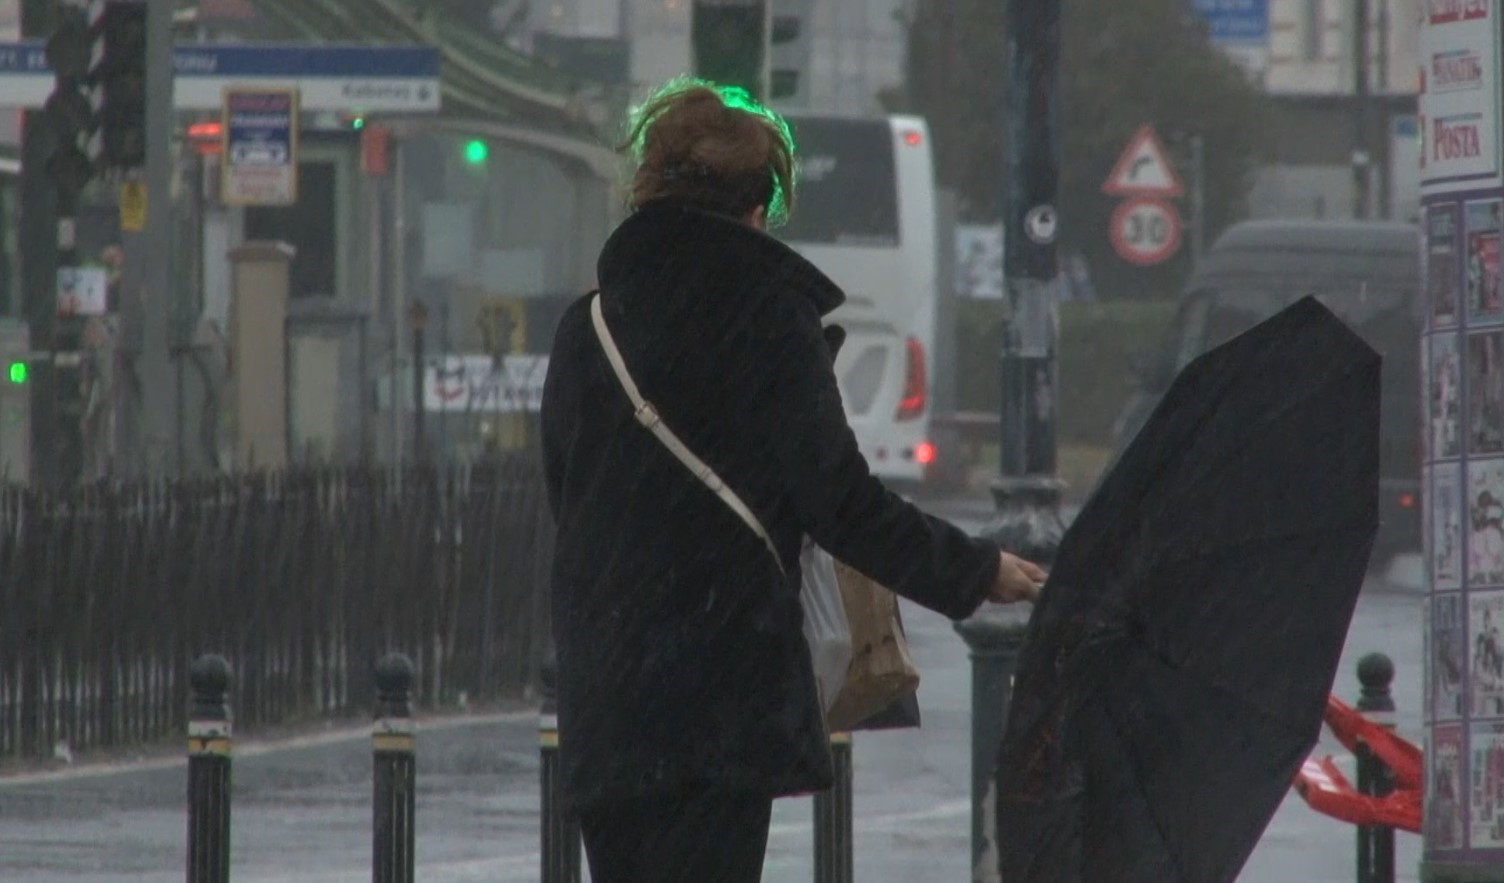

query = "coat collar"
[596, 199, 846, 318]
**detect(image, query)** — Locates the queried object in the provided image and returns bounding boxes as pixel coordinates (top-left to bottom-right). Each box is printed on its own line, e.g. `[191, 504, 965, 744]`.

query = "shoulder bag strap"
[588, 294, 785, 571]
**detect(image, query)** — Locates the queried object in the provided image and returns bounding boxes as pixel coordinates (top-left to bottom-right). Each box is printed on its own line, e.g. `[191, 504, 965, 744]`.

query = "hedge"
[952, 298, 1179, 448]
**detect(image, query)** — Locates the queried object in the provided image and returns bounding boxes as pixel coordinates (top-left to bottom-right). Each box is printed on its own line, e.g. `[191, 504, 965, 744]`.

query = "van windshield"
[1177, 277, 1414, 366]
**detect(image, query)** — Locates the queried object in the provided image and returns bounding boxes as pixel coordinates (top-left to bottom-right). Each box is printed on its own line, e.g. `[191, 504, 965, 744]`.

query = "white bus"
[779, 113, 938, 486]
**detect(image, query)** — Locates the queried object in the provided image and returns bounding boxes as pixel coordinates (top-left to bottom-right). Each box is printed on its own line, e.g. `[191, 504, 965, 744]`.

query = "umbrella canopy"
[995, 296, 1381, 883]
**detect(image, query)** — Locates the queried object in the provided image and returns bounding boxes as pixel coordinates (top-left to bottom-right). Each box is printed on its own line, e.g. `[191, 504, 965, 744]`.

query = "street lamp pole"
[991, 0, 1065, 563]
[953, 0, 1065, 879]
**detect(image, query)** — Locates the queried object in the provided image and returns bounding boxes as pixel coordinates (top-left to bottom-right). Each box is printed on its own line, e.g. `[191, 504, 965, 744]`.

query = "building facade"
[1249, 0, 1423, 222]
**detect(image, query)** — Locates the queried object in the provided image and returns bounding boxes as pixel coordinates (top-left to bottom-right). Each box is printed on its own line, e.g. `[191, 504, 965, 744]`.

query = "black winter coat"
[541, 200, 1000, 811]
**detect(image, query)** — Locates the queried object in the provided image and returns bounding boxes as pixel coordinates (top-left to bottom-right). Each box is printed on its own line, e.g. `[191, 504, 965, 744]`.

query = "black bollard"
[539, 655, 581, 883]
[814, 731, 854, 883]
[954, 607, 1031, 882]
[1355, 653, 1396, 883]
[373, 653, 417, 883]
[186, 654, 233, 883]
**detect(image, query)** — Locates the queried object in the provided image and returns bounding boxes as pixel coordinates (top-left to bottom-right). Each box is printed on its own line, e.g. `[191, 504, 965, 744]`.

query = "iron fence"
[0, 458, 553, 763]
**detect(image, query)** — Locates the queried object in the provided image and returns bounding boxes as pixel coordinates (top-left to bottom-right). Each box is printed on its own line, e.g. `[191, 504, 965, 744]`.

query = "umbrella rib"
[1100, 651, 1312, 883]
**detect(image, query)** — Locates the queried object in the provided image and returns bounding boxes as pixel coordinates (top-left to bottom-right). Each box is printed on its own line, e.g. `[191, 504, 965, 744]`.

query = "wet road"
[0, 497, 1425, 882]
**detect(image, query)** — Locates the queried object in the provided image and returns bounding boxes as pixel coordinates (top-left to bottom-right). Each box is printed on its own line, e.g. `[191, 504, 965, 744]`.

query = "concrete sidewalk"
[0, 583, 1424, 882]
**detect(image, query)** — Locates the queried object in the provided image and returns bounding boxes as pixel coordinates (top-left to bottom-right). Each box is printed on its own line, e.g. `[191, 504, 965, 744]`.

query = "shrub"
[952, 298, 1178, 448]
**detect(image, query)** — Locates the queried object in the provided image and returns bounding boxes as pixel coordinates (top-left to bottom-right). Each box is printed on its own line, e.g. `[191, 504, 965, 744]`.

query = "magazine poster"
[1436, 462, 1465, 589]
[1476, 722, 1504, 847]
[1433, 203, 1461, 328]
[1434, 331, 1464, 458]
[1432, 724, 1465, 850]
[1466, 200, 1504, 324]
[1471, 459, 1504, 587]
[1437, 592, 1467, 720]
[1473, 591, 1504, 717]
[1469, 331, 1504, 455]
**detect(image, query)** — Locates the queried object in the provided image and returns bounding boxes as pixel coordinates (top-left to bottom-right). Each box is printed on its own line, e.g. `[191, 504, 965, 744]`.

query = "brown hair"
[622, 78, 796, 226]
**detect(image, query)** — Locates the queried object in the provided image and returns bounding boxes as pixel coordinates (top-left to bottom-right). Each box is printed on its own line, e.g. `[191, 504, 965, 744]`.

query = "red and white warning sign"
[1103, 125, 1184, 198]
[1109, 197, 1183, 266]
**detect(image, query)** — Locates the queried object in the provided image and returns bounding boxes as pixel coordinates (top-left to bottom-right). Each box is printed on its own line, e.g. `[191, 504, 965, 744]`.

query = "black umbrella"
[996, 296, 1381, 883]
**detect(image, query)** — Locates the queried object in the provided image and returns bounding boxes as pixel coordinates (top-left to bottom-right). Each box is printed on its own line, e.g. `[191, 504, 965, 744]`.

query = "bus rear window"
[780, 118, 900, 247]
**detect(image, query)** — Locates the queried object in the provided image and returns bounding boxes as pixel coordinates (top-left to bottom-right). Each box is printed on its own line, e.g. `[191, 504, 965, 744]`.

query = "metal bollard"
[813, 732, 854, 883]
[1355, 652, 1396, 883]
[539, 656, 581, 883]
[373, 653, 417, 883]
[954, 608, 1031, 883]
[186, 654, 233, 883]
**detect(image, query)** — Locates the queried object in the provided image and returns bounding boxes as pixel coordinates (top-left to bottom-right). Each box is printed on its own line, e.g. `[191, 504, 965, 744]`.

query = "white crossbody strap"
[589, 295, 785, 571]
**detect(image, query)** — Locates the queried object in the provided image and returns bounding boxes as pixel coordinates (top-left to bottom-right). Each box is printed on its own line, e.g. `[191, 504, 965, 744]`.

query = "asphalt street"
[0, 497, 1425, 882]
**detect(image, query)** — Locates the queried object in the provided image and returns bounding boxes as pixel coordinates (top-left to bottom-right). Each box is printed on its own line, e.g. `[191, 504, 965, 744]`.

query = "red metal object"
[1323, 695, 1421, 790]
[1291, 695, 1423, 833]
[1293, 757, 1421, 833]
[362, 124, 392, 177]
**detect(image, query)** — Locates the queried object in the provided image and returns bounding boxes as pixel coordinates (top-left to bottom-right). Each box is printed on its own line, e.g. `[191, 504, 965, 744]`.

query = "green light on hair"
[626, 76, 797, 227]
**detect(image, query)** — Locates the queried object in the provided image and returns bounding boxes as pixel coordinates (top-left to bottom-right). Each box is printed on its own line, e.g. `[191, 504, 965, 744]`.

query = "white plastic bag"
[800, 537, 853, 714]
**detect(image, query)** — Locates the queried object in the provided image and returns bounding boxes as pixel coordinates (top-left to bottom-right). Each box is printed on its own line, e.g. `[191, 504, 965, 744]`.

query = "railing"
[0, 459, 553, 763]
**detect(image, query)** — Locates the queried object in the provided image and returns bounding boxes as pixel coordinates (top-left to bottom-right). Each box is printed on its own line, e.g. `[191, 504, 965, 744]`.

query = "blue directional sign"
[1190, 0, 1269, 44]
[0, 42, 442, 112]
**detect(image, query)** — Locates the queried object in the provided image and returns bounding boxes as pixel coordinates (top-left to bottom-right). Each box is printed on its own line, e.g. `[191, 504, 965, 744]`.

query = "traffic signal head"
[691, 0, 767, 101]
[42, 7, 99, 190]
[44, 8, 92, 80]
[768, 7, 806, 101]
[91, 0, 148, 170]
[464, 139, 489, 165]
[6, 361, 28, 385]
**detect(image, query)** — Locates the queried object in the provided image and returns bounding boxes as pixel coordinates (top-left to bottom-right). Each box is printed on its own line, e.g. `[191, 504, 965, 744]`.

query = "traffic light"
[42, 6, 96, 191]
[464, 138, 489, 166]
[691, 0, 767, 100]
[768, 9, 803, 101]
[6, 361, 26, 385]
[91, 0, 148, 171]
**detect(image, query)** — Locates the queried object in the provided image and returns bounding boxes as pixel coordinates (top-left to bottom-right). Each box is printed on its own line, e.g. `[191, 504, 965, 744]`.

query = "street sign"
[424, 355, 549, 414]
[221, 87, 299, 206]
[1109, 197, 1183, 266]
[1190, 0, 1269, 44]
[119, 180, 147, 232]
[1103, 126, 1185, 198]
[1024, 204, 1058, 245]
[0, 42, 441, 112]
[56, 266, 109, 317]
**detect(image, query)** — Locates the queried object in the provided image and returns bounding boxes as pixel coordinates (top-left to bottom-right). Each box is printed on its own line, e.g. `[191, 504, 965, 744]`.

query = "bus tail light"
[896, 336, 927, 422]
[914, 440, 936, 465]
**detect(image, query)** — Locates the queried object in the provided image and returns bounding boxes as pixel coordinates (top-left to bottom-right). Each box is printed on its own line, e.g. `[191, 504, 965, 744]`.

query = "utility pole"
[1351, 0, 1372, 219]
[989, 0, 1065, 563]
[135, 0, 177, 476]
[20, 0, 59, 488]
[952, 3, 1066, 878]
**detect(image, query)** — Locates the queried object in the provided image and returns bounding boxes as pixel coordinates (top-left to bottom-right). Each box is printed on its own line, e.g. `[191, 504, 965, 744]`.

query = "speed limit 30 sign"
[1109, 196, 1183, 266]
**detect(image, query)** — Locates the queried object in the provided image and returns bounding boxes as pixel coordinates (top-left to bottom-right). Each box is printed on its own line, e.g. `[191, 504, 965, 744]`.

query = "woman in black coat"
[541, 80, 1046, 883]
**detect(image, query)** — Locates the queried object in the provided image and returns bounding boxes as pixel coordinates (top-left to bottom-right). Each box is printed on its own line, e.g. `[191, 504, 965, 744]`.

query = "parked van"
[1112, 220, 1422, 562]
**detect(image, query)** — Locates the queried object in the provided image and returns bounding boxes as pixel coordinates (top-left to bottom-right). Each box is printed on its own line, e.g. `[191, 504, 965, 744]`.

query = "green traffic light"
[465, 139, 489, 165]
[7, 361, 27, 384]
[351, 116, 365, 130]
